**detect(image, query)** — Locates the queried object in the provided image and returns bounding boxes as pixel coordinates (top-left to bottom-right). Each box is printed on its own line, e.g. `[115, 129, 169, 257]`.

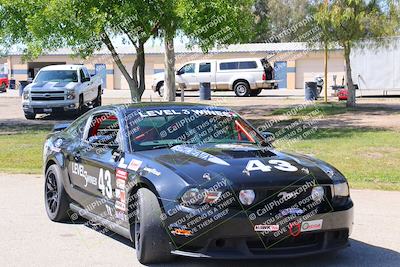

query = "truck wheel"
[78, 95, 86, 114]
[44, 164, 70, 222]
[157, 82, 164, 97]
[134, 188, 174, 264]
[94, 89, 102, 107]
[24, 112, 36, 120]
[234, 81, 250, 97]
[250, 89, 262, 96]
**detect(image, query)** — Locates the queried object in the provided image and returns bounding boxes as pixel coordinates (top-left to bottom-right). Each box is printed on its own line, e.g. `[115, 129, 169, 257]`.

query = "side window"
[239, 61, 258, 69]
[86, 113, 121, 149]
[83, 68, 91, 80]
[179, 63, 195, 74]
[199, 63, 211, 73]
[220, 62, 239, 70]
[80, 69, 86, 82]
[66, 115, 88, 138]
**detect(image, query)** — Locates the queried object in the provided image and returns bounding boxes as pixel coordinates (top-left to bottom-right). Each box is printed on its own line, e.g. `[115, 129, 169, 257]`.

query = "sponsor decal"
[127, 159, 142, 171]
[116, 178, 126, 190]
[279, 208, 304, 216]
[143, 167, 161, 176]
[214, 144, 257, 150]
[118, 157, 128, 169]
[116, 168, 128, 180]
[171, 145, 230, 166]
[71, 163, 97, 187]
[115, 200, 126, 211]
[289, 222, 301, 237]
[115, 189, 126, 202]
[254, 224, 279, 232]
[137, 109, 234, 118]
[278, 191, 297, 201]
[301, 219, 323, 232]
[115, 210, 126, 221]
[171, 228, 193, 237]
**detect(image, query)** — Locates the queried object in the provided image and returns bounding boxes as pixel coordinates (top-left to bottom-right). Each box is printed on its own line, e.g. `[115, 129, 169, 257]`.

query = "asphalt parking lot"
[0, 173, 399, 267]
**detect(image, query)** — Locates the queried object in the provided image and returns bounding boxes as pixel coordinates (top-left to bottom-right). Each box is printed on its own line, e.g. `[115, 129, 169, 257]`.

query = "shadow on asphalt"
[77, 220, 400, 267]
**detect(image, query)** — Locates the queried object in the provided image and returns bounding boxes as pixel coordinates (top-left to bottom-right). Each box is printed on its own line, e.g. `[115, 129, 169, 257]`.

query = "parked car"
[43, 103, 353, 264]
[22, 64, 103, 119]
[0, 76, 9, 92]
[152, 58, 278, 97]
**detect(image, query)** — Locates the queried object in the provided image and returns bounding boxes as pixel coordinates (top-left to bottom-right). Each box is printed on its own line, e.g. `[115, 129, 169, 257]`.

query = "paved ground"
[0, 173, 398, 267]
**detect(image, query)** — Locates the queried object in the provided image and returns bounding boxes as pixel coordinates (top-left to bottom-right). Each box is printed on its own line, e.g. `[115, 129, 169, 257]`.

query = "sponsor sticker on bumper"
[254, 224, 279, 232]
[301, 219, 323, 232]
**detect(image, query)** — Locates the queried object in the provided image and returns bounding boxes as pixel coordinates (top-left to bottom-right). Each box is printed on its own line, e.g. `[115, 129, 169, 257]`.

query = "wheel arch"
[231, 78, 250, 91]
[156, 81, 164, 92]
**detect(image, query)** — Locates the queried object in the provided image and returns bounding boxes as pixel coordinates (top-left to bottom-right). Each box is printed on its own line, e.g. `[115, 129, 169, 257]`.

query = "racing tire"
[44, 164, 70, 222]
[24, 112, 36, 120]
[234, 81, 250, 97]
[134, 188, 174, 264]
[94, 89, 102, 107]
[250, 89, 262, 96]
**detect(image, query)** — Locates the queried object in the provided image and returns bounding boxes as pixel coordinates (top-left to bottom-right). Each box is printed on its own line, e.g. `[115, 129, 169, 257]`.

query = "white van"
[152, 58, 278, 97]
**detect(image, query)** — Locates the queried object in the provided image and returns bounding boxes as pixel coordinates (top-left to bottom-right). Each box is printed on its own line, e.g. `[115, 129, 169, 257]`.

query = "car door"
[197, 62, 214, 89]
[70, 110, 126, 220]
[177, 63, 197, 89]
[82, 67, 97, 100]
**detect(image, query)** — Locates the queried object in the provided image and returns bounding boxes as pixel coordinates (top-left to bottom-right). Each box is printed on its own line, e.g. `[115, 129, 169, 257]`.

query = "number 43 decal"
[98, 168, 112, 199]
[245, 159, 298, 174]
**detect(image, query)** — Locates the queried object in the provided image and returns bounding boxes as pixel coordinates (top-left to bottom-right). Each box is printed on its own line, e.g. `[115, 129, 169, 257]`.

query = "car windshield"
[126, 107, 264, 151]
[35, 70, 78, 83]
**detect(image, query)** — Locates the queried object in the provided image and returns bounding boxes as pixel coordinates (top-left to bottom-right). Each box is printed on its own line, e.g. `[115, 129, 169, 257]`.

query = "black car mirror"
[261, 131, 275, 143]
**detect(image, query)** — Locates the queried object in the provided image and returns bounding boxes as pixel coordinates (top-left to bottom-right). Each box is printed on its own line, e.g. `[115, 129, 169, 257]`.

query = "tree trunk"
[101, 32, 139, 102]
[163, 36, 176, 102]
[344, 44, 356, 107]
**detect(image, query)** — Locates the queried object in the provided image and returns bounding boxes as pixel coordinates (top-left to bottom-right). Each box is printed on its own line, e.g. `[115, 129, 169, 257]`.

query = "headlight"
[23, 90, 29, 100]
[333, 182, 349, 197]
[66, 89, 75, 99]
[311, 186, 325, 202]
[181, 188, 222, 206]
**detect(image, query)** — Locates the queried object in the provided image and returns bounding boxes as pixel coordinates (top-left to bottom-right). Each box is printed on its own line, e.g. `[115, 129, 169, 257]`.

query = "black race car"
[43, 103, 354, 264]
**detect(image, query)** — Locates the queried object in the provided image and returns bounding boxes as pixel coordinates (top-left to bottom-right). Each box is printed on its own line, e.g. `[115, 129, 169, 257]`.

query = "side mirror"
[176, 70, 182, 75]
[261, 131, 275, 143]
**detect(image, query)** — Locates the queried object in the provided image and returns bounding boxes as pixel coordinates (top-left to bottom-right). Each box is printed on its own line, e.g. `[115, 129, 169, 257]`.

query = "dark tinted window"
[220, 62, 239, 70]
[199, 63, 211, 73]
[239, 61, 257, 69]
[179, 63, 195, 74]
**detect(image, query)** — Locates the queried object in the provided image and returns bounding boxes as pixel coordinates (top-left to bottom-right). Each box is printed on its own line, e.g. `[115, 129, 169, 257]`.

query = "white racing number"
[245, 159, 298, 173]
[99, 168, 112, 199]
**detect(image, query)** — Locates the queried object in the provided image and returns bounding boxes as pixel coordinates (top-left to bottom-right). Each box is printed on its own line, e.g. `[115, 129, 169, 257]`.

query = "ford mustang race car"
[43, 103, 354, 264]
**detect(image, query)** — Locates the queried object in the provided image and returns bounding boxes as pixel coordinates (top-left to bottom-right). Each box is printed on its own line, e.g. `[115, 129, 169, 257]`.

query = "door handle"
[73, 152, 81, 162]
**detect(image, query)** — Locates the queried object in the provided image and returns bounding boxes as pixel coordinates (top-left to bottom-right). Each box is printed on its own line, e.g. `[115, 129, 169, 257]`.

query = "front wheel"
[134, 188, 174, 264]
[234, 81, 250, 97]
[44, 164, 70, 222]
[24, 112, 36, 120]
[157, 82, 164, 97]
[93, 89, 102, 107]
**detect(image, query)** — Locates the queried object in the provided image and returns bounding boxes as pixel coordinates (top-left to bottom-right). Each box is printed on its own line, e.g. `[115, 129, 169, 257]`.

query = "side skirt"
[70, 203, 132, 240]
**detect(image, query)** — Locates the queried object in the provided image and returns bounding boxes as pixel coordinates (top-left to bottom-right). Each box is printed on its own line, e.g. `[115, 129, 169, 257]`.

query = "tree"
[159, 0, 256, 101]
[252, 0, 312, 43]
[313, 0, 399, 107]
[0, 0, 162, 102]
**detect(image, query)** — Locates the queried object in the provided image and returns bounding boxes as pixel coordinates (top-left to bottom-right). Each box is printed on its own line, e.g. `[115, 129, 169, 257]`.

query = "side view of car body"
[43, 103, 353, 264]
[22, 64, 103, 120]
[152, 58, 279, 97]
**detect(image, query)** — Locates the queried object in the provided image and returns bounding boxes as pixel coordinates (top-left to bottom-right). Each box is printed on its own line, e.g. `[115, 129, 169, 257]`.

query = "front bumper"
[22, 100, 79, 114]
[164, 201, 354, 259]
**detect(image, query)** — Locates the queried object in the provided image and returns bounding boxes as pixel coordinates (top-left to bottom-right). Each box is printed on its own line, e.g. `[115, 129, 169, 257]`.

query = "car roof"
[187, 58, 261, 64]
[39, 64, 83, 71]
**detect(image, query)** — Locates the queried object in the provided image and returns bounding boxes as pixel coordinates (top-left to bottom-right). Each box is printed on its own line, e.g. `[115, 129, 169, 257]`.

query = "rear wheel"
[134, 188, 174, 264]
[24, 112, 36, 120]
[78, 95, 86, 114]
[250, 89, 262, 96]
[157, 82, 164, 97]
[44, 164, 70, 222]
[234, 81, 250, 97]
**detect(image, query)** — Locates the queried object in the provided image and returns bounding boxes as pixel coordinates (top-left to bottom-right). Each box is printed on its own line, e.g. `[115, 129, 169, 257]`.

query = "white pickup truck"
[22, 64, 103, 119]
[152, 58, 278, 97]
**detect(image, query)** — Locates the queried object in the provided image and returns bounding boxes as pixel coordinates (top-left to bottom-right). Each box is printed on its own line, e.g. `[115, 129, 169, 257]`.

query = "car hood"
[136, 143, 333, 187]
[27, 81, 78, 91]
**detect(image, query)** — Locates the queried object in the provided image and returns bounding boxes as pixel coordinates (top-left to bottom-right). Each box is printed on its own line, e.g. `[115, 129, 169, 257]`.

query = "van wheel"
[250, 89, 262, 96]
[24, 112, 36, 120]
[134, 188, 174, 264]
[234, 81, 250, 97]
